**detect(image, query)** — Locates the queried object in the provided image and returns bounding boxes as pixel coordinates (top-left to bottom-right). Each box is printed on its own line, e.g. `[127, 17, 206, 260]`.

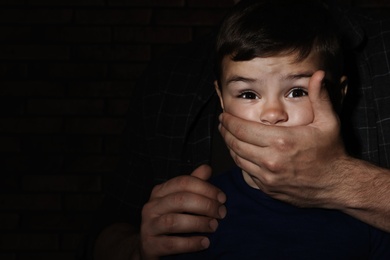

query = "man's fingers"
[145, 192, 227, 219]
[219, 113, 273, 147]
[148, 213, 219, 235]
[151, 174, 225, 203]
[308, 70, 336, 124]
[191, 164, 212, 180]
[143, 235, 210, 258]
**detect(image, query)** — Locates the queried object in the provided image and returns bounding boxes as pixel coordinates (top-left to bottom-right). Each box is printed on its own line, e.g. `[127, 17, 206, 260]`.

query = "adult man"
[91, 1, 390, 259]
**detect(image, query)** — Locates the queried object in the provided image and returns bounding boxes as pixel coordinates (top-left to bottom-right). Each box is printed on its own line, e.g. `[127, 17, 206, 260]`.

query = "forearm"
[332, 157, 390, 232]
[93, 223, 141, 260]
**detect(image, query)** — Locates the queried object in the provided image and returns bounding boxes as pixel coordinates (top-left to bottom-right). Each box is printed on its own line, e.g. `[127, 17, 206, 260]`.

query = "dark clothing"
[106, 7, 390, 227]
[164, 167, 390, 259]
[77, 6, 390, 260]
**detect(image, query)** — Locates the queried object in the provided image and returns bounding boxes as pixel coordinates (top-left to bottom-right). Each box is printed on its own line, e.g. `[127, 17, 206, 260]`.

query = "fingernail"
[217, 192, 226, 203]
[209, 219, 218, 231]
[201, 238, 210, 249]
[218, 205, 227, 218]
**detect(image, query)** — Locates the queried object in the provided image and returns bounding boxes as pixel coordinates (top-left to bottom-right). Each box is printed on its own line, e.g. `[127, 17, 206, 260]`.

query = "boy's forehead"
[223, 51, 322, 71]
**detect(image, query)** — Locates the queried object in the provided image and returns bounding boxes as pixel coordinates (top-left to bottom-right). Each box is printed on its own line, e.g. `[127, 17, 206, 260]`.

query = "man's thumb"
[308, 70, 334, 122]
[191, 164, 212, 180]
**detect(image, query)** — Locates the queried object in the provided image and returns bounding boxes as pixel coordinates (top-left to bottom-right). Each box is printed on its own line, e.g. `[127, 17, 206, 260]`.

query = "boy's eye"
[238, 91, 259, 99]
[287, 88, 308, 98]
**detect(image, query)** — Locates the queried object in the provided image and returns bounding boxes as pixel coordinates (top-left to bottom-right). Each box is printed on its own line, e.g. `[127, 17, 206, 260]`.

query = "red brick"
[61, 232, 85, 250]
[188, 0, 235, 8]
[75, 9, 152, 25]
[0, 26, 32, 42]
[0, 194, 61, 210]
[24, 213, 96, 230]
[104, 135, 124, 153]
[0, 155, 64, 173]
[27, 0, 105, 5]
[0, 45, 69, 60]
[106, 99, 129, 115]
[107, 0, 184, 7]
[67, 80, 134, 97]
[193, 26, 215, 40]
[114, 26, 192, 43]
[354, 0, 389, 6]
[0, 214, 20, 230]
[0, 233, 59, 250]
[152, 44, 180, 59]
[64, 117, 126, 134]
[155, 9, 227, 26]
[0, 62, 29, 79]
[0, 8, 73, 24]
[0, 118, 63, 134]
[18, 252, 75, 260]
[38, 26, 112, 43]
[22, 135, 103, 153]
[0, 136, 21, 152]
[22, 174, 101, 192]
[48, 63, 108, 79]
[0, 98, 24, 116]
[26, 99, 105, 115]
[0, 174, 20, 191]
[0, 81, 65, 97]
[0, 0, 25, 4]
[18, 117, 64, 133]
[73, 44, 151, 61]
[64, 155, 120, 173]
[109, 63, 147, 79]
[63, 193, 104, 211]
[0, 253, 15, 260]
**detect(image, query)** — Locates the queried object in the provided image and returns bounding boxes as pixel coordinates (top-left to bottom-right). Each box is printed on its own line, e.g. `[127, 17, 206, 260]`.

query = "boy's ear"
[340, 75, 348, 104]
[214, 80, 224, 110]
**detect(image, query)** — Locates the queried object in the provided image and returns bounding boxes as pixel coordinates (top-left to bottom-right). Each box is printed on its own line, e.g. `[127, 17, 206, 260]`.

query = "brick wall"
[0, 0, 388, 259]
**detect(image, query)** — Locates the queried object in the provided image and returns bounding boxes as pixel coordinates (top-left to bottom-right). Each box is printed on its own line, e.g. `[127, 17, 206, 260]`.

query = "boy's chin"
[241, 170, 260, 190]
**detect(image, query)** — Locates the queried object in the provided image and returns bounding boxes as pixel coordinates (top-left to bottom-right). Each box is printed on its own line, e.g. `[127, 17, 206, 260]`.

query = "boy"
[163, 0, 390, 258]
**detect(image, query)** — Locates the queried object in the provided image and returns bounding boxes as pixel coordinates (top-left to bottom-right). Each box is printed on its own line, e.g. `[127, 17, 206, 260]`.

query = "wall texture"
[0, 0, 388, 259]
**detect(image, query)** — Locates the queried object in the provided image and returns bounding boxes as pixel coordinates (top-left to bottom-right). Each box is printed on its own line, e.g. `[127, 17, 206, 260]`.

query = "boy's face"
[215, 51, 323, 127]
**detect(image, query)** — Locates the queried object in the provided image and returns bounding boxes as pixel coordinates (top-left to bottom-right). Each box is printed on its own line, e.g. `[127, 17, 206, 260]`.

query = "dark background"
[0, 0, 388, 259]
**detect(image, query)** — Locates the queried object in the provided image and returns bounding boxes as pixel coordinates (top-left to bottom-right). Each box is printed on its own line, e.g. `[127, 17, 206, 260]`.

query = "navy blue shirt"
[165, 167, 390, 259]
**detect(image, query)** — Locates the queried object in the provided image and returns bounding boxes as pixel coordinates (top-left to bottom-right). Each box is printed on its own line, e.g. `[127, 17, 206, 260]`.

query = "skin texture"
[215, 53, 335, 189]
[93, 56, 390, 260]
[139, 165, 227, 259]
[218, 60, 390, 233]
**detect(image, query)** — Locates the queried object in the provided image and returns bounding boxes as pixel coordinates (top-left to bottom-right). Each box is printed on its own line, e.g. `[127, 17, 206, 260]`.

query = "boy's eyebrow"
[282, 72, 313, 80]
[225, 72, 314, 85]
[225, 75, 258, 85]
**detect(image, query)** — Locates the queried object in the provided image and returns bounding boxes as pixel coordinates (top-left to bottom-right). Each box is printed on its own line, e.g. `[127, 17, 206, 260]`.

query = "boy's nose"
[259, 100, 288, 125]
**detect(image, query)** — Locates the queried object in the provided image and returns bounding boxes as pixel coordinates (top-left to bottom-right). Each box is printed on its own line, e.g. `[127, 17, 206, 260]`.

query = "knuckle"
[163, 237, 177, 252]
[228, 137, 242, 155]
[273, 136, 292, 152]
[174, 175, 192, 189]
[172, 192, 187, 207]
[150, 183, 163, 198]
[263, 159, 281, 172]
[141, 201, 154, 220]
[262, 173, 277, 187]
[234, 124, 246, 138]
[161, 214, 176, 233]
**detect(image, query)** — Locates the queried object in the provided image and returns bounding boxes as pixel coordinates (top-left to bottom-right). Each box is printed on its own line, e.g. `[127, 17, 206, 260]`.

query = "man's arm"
[333, 157, 390, 232]
[219, 71, 390, 232]
[93, 223, 141, 260]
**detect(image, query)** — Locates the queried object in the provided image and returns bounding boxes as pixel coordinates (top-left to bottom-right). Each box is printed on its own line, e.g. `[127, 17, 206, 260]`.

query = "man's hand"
[140, 164, 227, 259]
[219, 70, 347, 208]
